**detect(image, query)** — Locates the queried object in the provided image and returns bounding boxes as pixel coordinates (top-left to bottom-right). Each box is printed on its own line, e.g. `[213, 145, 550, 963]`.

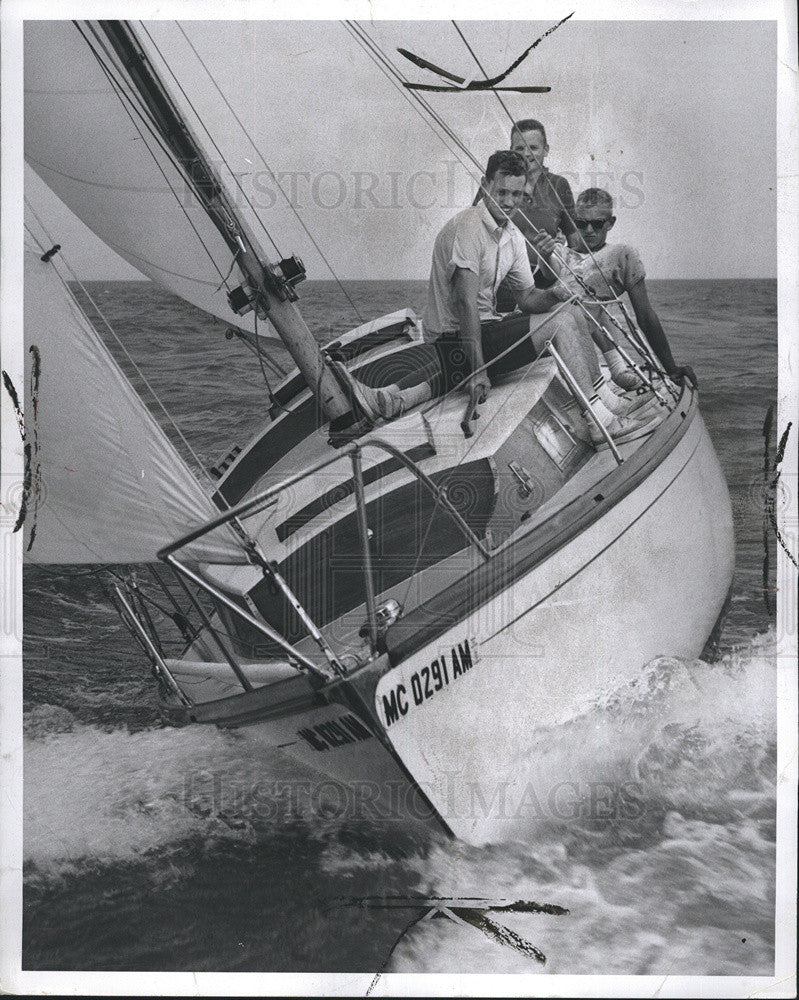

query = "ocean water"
[21, 279, 780, 975]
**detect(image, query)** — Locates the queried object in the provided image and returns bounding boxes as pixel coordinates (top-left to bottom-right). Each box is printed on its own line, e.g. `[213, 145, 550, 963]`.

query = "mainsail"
[24, 19, 352, 427]
[22, 225, 247, 565]
[23, 20, 270, 339]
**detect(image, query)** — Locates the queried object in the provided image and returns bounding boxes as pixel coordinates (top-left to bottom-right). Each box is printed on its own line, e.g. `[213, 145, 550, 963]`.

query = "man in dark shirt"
[331, 150, 657, 446]
[497, 118, 576, 307]
[510, 118, 576, 244]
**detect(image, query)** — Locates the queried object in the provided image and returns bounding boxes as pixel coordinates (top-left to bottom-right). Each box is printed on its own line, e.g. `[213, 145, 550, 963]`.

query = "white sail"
[23, 20, 274, 341]
[22, 231, 247, 565]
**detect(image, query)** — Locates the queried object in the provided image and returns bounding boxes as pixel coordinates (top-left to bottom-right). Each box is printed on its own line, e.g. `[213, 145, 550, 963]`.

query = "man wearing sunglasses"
[546, 187, 697, 388]
[332, 154, 658, 445]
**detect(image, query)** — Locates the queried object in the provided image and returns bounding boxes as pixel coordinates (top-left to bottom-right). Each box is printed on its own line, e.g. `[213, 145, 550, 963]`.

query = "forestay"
[22, 233, 247, 565]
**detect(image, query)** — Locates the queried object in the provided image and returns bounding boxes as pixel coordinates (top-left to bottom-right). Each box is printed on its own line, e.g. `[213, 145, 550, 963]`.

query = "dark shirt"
[513, 168, 576, 247]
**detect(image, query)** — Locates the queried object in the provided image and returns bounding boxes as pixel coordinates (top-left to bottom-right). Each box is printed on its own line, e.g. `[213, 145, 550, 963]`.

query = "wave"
[316, 629, 777, 976]
[23, 722, 281, 874]
[22, 630, 776, 975]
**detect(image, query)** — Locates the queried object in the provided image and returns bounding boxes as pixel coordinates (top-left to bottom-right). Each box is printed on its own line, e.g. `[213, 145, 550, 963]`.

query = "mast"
[97, 21, 356, 433]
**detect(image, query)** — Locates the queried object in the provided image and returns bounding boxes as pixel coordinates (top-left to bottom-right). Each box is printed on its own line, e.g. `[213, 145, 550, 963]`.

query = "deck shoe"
[630, 398, 668, 423]
[622, 390, 669, 421]
[328, 361, 403, 421]
[611, 368, 644, 390]
[588, 410, 661, 447]
[617, 386, 654, 403]
[612, 383, 651, 402]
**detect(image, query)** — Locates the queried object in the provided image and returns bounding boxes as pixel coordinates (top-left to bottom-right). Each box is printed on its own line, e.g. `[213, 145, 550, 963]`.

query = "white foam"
[23, 723, 286, 869]
[381, 631, 778, 975]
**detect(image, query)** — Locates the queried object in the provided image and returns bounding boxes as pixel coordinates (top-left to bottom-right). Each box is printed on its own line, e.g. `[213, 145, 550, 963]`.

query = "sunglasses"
[574, 218, 611, 232]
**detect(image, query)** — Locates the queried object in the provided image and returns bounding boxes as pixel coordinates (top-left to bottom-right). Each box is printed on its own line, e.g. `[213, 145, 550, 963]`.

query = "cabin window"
[247, 458, 496, 645]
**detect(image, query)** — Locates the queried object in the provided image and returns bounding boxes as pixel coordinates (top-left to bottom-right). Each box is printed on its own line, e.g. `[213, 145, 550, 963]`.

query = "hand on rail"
[666, 363, 698, 389]
[461, 378, 489, 438]
[468, 371, 490, 405]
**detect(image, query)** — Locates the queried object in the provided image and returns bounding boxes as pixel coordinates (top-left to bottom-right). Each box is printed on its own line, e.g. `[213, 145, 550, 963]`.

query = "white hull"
[373, 406, 734, 843]
[170, 401, 734, 845]
[22, 22, 737, 850]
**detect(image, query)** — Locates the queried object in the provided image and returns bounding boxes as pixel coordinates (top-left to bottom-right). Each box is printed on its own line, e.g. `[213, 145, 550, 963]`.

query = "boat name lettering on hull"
[297, 713, 374, 751]
[381, 639, 474, 727]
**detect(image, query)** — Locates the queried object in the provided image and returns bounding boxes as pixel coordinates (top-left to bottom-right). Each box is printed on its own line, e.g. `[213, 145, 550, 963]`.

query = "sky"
[24, 16, 777, 281]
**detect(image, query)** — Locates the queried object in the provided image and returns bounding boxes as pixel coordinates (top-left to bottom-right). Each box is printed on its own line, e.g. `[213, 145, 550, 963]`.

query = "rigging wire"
[397, 315, 558, 611]
[341, 22, 482, 181]
[347, 20, 657, 367]
[213, 254, 241, 293]
[346, 24, 575, 255]
[451, 20, 622, 299]
[450, 19, 653, 350]
[253, 311, 291, 414]
[174, 20, 366, 327]
[133, 17, 643, 383]
[337, 25, 674, 599]
[28, 250, 279, 602]
[73, 21, 231, 292]
[63, 21, 303, 541]
[345, 21, 644, 376]
[31, 23, 673, 655]
[137, 20, 284, 262]
[32, 564, 193, 641]
[79, 19, 320, 411]
[344, 21, 488, 180]
[342, 23, 667, 393]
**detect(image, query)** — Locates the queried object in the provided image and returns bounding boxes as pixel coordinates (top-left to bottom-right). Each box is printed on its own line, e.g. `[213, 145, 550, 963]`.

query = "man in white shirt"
[332, 150, 651, 443]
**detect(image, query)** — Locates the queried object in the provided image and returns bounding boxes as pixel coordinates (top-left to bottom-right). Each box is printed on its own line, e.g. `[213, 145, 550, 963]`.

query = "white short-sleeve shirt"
[422, 202, 536, 340]
[551, 243, 646, 300]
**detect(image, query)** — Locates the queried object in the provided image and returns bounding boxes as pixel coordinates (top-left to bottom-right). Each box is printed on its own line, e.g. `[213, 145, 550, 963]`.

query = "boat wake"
[317, 628, 778, 976]
[23, 723, 261, 881]
[503, 626, 777, 832]
[22, 629, 776, 975]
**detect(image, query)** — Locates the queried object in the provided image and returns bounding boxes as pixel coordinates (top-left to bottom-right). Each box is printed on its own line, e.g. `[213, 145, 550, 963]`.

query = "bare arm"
[627, 279, 697, 387]
[504, 229, 561, 308]
[516, 283, 561, 314]
[452, 267, 490, 398]
[526, 231, 560, 287]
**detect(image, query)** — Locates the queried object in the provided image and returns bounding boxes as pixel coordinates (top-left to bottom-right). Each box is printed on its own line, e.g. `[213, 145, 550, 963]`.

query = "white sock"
[376, 380, 432, 418]
[593, 377, 625, 414]
[403, 382, 433, 409]
[603, 348, 644, 390]
[586, 395, 617, 426]
[602, 348, 626, 377]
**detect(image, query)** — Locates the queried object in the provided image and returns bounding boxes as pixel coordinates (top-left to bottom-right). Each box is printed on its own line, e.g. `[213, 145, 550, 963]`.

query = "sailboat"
[22, 19, 735, 845]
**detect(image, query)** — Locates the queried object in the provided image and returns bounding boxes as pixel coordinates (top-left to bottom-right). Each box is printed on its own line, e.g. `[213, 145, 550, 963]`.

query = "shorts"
[433, 313, 539, 394]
